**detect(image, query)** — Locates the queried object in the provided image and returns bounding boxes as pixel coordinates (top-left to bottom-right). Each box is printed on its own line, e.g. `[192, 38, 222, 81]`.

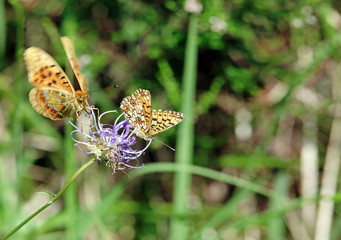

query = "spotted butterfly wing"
[60, 36, 89, 93]
[120, 88, 184, 140]
[25, 47, 77, 120]
[24, 37, 88, 120]
[120, 89, 152, 140]
[29, 88, 77, 120]
[25, 46, 74, 93]
[148, 110, 184, 136]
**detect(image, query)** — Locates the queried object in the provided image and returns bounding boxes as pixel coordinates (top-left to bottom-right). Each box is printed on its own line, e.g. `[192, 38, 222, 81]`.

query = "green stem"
[8, 0, 25, 196]
[0, 0, 6, 69]
[170, 14, 198, 240]
[1, 158, 95, 240]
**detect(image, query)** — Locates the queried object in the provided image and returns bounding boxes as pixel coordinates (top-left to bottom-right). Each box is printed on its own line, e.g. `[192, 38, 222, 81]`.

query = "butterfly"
[120, 88, 184, 141]
[24, 36, 89, 120]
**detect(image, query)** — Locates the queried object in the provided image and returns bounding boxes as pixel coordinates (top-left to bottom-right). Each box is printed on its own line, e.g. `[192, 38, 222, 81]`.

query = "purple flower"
[69, 106, 150, 173]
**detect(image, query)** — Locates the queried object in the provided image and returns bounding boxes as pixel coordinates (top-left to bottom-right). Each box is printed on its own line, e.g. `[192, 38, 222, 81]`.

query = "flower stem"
[1, 158, 95, 240]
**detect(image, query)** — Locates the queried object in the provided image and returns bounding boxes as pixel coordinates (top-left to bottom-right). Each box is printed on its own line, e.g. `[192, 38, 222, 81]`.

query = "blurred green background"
[1, 0, 341, 239]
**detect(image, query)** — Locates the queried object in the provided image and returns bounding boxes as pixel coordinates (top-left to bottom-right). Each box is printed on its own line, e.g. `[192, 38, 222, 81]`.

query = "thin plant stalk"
[170, 14, 198, 240]
[0, 0, 6, 68]
[64, 55, 78, 240]
[3, 0, 25, 229]
[267, 171, 290, 240]
[1, 158, 95, 240]
[314, 63, 341, 240]
[64, 122, 78, 240]
[8, 0, 25, 194]
[300, 114, 318, 237]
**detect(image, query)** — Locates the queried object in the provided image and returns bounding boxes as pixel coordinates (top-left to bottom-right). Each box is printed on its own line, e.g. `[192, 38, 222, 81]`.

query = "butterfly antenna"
[89, 85, 119, 93]
[154, 138, 176, 151]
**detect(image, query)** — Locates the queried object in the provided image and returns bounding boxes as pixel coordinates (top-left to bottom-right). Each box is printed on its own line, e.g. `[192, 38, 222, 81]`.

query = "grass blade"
[170, 14, 198, 240]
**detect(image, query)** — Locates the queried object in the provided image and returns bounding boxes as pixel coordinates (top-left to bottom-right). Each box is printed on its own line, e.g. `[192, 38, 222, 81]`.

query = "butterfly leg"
[91, 107, 100, 122]
[75, 107, 100, 132]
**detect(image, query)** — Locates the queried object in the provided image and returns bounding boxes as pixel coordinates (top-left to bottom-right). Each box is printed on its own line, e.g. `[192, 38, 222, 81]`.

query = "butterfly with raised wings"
[24, 36, 89, 120]
[120, 89, 184, 141]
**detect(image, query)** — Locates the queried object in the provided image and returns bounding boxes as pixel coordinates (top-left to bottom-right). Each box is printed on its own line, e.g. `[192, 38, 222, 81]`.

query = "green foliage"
[196, 77, 226, 115]
[156, 59, 182, 108]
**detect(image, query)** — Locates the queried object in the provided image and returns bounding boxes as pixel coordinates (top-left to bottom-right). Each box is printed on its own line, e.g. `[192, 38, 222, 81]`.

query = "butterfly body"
[24, 37, 88, 120]
[120, 89, 184, 140]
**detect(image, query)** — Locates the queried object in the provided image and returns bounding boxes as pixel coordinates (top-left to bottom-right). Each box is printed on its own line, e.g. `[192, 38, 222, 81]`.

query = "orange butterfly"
[24, 37, 89, 120]
[120, 89, 184, 141]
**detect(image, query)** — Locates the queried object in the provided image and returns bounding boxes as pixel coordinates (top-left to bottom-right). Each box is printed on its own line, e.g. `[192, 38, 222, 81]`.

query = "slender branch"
[1, 158, 95, 240]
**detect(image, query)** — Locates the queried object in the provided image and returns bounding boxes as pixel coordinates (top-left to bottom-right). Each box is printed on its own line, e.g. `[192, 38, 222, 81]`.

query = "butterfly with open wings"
[120, 89, 184, 141]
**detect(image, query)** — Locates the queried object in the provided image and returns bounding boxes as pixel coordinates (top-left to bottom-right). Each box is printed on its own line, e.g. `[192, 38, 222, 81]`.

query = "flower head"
[69, 107, 150, 173]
